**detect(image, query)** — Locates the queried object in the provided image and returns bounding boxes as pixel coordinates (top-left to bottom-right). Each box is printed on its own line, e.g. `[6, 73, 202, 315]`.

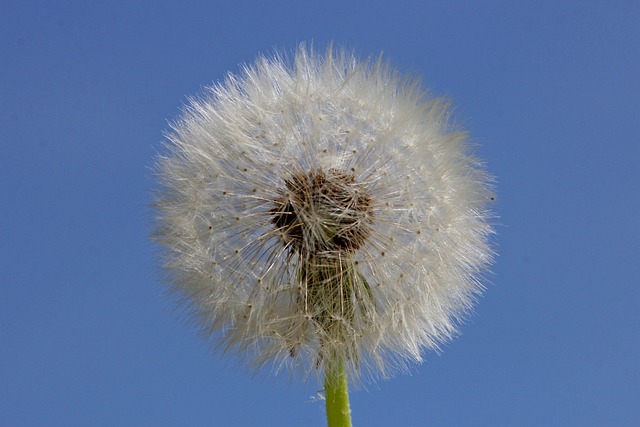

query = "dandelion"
[153, 45, 494, 426]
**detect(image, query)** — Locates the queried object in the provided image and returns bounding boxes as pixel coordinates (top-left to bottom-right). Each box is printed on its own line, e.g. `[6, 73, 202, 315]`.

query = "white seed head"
[153, 45, 495, 383]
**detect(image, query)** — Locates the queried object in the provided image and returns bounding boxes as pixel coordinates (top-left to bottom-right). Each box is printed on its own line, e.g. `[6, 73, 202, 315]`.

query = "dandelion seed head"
[153, 45, 495, 383]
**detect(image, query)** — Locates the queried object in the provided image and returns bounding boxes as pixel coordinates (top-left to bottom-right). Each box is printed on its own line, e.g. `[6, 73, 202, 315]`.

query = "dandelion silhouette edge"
[153, 45, 494, 383]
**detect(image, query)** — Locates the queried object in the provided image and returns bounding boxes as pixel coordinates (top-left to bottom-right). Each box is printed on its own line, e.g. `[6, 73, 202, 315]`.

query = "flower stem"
[324, 362, 352, 427]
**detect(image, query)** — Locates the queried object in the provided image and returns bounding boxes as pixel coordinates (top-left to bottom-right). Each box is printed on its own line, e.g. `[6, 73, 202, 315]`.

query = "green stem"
[324, 362, 352, 427]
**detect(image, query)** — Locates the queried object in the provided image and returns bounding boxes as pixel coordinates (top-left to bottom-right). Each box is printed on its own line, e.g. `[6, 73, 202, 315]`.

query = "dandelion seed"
[153, 45, 494, 403]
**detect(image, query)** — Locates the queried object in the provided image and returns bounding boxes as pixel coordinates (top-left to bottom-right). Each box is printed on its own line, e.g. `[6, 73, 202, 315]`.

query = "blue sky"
[2, 1, 639, 426]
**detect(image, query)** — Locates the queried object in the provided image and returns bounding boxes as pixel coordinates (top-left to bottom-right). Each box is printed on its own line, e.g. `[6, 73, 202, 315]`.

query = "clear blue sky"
[2, 1, 639, 426]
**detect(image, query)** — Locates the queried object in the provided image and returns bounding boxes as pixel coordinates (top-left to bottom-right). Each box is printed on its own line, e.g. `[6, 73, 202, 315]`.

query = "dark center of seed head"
[271, 168, 373, 255]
